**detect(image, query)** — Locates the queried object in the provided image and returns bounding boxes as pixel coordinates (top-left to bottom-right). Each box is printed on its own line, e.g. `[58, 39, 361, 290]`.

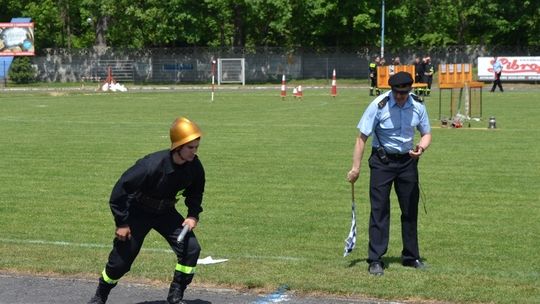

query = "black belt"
[385, 153, 409, 160]
[372, 148, 410, 162]
[135, 193, 178, 214]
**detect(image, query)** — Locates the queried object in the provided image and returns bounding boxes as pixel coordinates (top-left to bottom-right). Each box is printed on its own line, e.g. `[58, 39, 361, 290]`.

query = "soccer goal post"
[217, 58, 245, 85]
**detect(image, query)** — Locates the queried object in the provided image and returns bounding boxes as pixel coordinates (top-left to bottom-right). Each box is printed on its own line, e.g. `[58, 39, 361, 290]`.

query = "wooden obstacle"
[438, 63, 484, 120]
[376, 65, 427, 92]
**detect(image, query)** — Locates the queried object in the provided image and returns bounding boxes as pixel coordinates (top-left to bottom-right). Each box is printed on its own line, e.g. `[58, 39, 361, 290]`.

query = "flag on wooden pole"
[343, 184, 357, 257]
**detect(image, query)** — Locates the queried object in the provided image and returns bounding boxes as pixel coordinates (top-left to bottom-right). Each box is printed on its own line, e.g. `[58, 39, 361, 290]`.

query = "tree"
[2, 0, 538, 50]
[8, 56, 36, 84]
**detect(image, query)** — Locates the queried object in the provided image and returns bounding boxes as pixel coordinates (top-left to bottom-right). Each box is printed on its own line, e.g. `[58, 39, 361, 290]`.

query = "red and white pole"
[211, 58, 216, 101]
[280, 74, 286, 100]
[331, 69, 337, 97]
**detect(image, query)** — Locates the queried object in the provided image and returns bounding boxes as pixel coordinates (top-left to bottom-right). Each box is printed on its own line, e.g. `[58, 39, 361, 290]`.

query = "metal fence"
[22, 45, 540, 84]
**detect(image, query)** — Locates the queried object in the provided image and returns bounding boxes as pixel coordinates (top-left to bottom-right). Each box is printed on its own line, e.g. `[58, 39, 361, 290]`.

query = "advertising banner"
[478, 56, 540, 81]
[0, 22, 35, 56]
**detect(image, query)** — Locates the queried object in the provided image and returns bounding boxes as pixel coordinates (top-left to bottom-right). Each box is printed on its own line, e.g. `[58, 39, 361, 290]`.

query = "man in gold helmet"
[88, 117, 205, 304]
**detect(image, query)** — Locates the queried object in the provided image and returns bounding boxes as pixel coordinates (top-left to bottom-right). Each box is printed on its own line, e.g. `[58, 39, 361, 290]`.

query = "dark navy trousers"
[367, 151, 421, 264]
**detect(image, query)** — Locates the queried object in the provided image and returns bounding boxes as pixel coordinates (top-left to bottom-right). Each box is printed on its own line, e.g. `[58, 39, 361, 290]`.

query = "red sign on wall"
[0, 22, 35, 56]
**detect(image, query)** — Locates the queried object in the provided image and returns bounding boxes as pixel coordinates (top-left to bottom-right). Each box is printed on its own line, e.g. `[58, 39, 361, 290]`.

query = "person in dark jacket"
[422, 57, 435, 96]
[88, 117, 206, 304]
[413, 56, 425, 95]
[369, 56, 381, 96]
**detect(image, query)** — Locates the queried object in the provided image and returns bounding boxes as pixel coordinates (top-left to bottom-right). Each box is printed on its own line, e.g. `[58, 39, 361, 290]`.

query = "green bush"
[8, 57, 36, 84]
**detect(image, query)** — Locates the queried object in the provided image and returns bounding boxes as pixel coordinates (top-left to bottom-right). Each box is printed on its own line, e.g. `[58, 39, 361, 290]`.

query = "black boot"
[167, 270, 194, 304]
[167, 281, 186, 304]
[88, 278, 116, 304]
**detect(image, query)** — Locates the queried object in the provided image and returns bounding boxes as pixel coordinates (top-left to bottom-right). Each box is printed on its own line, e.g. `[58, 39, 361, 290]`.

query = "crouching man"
[88, 117, 206, 304]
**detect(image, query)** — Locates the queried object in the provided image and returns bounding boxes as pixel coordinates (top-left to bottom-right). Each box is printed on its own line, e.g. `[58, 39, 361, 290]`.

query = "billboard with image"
[0, 22, 35, 56]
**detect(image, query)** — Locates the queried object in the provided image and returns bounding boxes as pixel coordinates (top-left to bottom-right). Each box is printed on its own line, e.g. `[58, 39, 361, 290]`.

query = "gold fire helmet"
[169, 117, 202, 151]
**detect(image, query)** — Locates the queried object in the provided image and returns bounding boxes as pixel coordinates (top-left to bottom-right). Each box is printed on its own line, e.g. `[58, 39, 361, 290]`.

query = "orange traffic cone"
[293, 85, 303, 99]
[331, 69, 337, 97]
[280, 75, 286, 100]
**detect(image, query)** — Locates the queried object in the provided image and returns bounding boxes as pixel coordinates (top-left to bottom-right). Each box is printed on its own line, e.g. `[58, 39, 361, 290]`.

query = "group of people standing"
[369, 55, 505, 97]
[413, 56, 435, 96]
[369, 55, 434, 97]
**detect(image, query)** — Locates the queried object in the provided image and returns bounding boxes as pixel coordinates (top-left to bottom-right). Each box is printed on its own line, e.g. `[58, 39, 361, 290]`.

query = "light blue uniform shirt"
[357, 91, 431, 154]
[493, 60, 503, 73]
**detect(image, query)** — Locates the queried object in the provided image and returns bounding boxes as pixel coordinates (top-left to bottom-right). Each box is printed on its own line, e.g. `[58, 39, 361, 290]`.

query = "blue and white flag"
[343, 200, 357, 257]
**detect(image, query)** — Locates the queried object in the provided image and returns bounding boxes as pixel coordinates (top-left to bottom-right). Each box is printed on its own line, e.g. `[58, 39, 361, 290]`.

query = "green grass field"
[1, 85, 539, 303]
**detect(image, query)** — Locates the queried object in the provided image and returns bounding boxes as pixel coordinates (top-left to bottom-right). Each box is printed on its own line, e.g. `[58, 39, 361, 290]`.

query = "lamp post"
[380, 0, 385, 59]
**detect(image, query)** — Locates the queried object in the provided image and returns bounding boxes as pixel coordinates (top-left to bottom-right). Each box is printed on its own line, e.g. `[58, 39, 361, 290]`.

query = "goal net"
[217, 58, 245, 85]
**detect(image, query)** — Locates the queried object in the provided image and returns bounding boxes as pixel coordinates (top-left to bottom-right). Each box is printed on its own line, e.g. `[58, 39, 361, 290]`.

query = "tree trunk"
[65, 1, 71, 49]
[95, 15, 109, 47]
[232, 3, 244, 47]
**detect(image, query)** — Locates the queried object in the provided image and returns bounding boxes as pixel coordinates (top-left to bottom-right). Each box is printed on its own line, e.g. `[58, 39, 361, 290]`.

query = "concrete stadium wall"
[27, 46, 539, 84]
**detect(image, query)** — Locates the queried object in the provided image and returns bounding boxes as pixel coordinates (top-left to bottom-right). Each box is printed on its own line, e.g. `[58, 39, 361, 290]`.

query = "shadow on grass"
[347, 258, 366, 268]
[347, 256, 428, 268]
[383, 256, 403, 267]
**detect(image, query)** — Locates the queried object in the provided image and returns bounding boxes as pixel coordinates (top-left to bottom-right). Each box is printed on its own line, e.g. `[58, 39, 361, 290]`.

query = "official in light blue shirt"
[357, 89, 431, 154]
[347, 71, 432, 276]
[493, 58, 503, 74]
[491, 56, 504, 92]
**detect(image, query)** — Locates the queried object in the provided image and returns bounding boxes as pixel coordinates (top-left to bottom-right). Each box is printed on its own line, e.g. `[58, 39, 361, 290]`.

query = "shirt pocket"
[379, 114, 395, 129]
[410, 115, 420, 128]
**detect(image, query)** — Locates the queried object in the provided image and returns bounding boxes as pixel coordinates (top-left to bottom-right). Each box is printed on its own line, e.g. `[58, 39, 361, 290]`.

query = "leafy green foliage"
[4, 1, 539, 52]
[8, 57, 36, 84]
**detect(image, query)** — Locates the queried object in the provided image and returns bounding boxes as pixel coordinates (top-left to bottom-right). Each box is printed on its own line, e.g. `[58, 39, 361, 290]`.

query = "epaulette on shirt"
[411, 94, 424, 103]
[378, 96, 390, 109]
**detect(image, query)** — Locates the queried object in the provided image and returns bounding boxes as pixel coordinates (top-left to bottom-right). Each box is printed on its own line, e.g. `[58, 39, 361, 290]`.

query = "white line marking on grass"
[0, 238, 305, 262]
[241, 255, 304, 261]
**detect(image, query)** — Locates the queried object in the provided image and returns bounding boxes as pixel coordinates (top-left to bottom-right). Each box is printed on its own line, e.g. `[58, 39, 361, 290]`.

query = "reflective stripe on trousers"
[101, 269, 119, 284]
[175, 263, 196, 274]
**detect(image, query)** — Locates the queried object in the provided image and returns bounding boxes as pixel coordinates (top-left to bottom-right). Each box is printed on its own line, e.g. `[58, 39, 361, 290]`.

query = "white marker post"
[211, 59, 216, 101]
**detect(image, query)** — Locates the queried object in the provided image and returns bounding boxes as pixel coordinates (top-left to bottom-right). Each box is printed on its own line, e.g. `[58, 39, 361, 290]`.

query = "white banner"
[478, 56, 540, 81]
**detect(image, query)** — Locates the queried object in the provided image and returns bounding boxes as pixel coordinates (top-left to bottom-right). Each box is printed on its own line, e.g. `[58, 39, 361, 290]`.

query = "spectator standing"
[422, 57, 434, 96]
[413, 56, 425, 96]
[369, 56, 381, 96]
[490, 56, 504, 92]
